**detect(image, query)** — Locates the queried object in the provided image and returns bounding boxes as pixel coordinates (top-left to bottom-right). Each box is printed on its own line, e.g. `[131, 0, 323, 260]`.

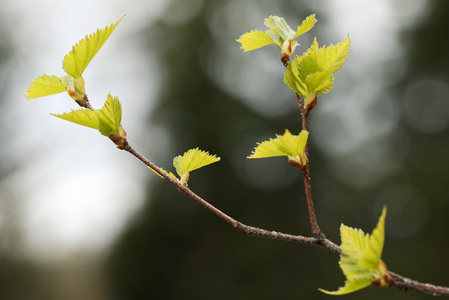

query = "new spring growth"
[149, 148, 221, 186]
[237, 15, 350, 113]
[237, 15, 317, 66]
[248, 130, 309, 170]
[24, 15, 125, 108]
[284, 35, 350, 112]
[52, 93, 127, 148]
[320, 206, 390, 295]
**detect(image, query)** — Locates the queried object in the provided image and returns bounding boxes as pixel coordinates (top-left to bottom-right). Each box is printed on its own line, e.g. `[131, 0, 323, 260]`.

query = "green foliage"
[173, 148, 220, 177]
[23, 75, 67, 99]
[148, 166, 178, 181]
[320, 206, 389, 295]
[51, 109, 100, 130]
[63, 15, 125, 78]
[24, 15, 124, 102]
[98, 94, 122, 136]
[52, 93, 122, 137]
[237, 15, 316, 63]
[284, 35, 350, 106]
[248, 130, 309, 169]
[154, 148, 220, 185]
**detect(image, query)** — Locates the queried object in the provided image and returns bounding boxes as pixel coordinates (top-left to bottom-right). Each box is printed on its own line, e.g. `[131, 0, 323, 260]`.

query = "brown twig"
[296, 93, 322, 238]
[123, 144, 339, 253]
[122, 143, 449, 296]
[388, 271, 449, 296]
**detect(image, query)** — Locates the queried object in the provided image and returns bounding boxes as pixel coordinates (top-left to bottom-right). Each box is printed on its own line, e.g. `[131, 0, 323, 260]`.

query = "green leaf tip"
[63, 15, 125, 78]
[319, 206, 390, 295]
[172, 148, 220, 186]
[237, 14, 316, 64]
[284, 34, 350, 106]
[148, 166, 177, 181]
[248, 130, 309, 169]
[24, 15, 125, 103]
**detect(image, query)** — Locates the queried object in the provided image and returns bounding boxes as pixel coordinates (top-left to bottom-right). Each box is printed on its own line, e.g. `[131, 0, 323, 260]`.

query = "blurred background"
[1, 0, 448, 299]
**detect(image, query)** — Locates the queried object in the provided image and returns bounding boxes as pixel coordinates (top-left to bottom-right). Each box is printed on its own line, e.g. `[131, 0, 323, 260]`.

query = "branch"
[296, 93, 322, 238]
[123, 144, 339, 253]
[122, 143, 449, 297]
[75, 92, 449, 297]
[388, 271, 449, 297]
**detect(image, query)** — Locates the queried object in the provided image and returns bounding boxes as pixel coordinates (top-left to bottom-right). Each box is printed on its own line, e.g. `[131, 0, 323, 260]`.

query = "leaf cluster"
[284, 35, 350, 106]
[24, 15, 124, 105]
[52, 93, 123, 136]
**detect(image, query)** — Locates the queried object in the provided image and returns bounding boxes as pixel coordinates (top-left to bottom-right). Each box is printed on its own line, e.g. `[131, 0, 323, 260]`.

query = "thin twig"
[123, 144, 339, 253]
[122, 142, 449, 296]
[296, 93, 322, 238]
[388, 271, 449, 296]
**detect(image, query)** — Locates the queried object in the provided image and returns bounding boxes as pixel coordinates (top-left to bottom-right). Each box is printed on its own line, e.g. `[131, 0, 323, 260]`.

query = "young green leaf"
[51, 93, 123, 138]
[264, 15, 297, 45]
[24, 75, 67, 99]
[284, 35, 350, 106]
[98, 93, 122, 136]
[236, 30, 275, 52]
[51, 109, 100, 130]
[237, 14, 316, 63]
[249, 130, 308, 157]
[294, 14, 318, 38]
[248, 130, 309, 170]
[147, 166, 178, 181]
[63, 15, 125, 78]
[319, 206, 389, 295]
[25, 16, 125, 103]
[173, 148, 220, 178]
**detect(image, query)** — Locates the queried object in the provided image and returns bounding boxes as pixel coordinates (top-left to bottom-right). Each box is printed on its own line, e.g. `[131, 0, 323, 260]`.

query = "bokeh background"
[1, 0, 448, 299]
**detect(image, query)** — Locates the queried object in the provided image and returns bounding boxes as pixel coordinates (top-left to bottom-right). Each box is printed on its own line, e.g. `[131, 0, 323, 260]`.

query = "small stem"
[297, 94, 308, 131]
[296, 94, 322, 238]
[301, 167, 322, 238]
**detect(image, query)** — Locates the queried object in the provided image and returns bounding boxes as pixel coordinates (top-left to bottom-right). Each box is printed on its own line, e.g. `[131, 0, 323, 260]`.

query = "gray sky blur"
[0, 0, 429, 261]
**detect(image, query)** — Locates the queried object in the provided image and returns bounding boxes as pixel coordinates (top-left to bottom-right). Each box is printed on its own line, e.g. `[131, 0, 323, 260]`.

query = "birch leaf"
[248, 130, 309, 159]
[63, 15, 125, 78]
[320, 206, 388, 295]
[294, 14, 317, 38]
[51, 109, 99, 130]
[98, 93, 122, 136]
[284, 35, 350, 98]
[236, 30, 275, 51]
[173, 148, 220, 178]
[148, 166, 178, 181]
[24, 75, 66, 99]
